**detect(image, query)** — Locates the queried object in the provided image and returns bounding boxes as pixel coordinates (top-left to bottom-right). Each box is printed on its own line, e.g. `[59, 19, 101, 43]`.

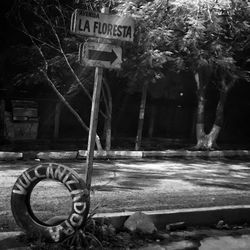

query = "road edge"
[2, 205, 250, 248]
[94, 205, 250, 230]
[1, 149, 250, 160]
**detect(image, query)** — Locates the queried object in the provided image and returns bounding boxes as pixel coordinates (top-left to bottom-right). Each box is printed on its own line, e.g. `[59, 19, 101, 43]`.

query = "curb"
[0, 231, 26, 250]
[142, 149, 250, 158]
[40, 150, 250, 160]
[1, 205, 250, 249]
[78, 150, 143, 159]
[1, 150, 250, 161]
[0, 152, 23, 160]
[37, 151, 78, 160]
[94, 205, 250, 230]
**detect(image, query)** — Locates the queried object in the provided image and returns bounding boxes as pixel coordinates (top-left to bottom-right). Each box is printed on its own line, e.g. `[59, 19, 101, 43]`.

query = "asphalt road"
[1, 158, 250, 231]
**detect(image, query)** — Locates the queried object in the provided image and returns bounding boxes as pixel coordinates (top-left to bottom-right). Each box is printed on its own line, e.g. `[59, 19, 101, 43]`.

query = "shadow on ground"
[90, 158, 250, 192]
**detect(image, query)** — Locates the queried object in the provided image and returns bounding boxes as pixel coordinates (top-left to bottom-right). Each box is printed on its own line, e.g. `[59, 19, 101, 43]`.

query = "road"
[1, 158, 250, 231]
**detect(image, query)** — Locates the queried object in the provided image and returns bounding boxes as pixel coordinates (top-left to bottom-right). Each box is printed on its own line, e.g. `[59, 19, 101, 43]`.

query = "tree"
[7, 0, 118, 150]
[116, 0, 250, 150]
[102, 77, 113, 150]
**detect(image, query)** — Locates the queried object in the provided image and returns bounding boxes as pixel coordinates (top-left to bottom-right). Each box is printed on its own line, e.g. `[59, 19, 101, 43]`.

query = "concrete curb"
[0, 231, 26, 250]
[142, 150, 250, 158]
[0, 152, 23, 160]
[37, 151, 78, 160]
[1, 205, 250, 249]
[0, 150, 250, 161]
[94, 205, 250, 230]
[35, 149, 250, 160]
[78, 150, 143, 159]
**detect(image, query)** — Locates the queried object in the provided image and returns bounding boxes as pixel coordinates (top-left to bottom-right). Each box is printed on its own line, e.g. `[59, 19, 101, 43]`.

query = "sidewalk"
[1, 149, 250, 160]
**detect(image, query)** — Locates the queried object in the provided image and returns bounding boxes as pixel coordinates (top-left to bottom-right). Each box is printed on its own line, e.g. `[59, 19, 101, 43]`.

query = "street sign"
[71, 9, 134, 42]
[79, 42, 122, 69]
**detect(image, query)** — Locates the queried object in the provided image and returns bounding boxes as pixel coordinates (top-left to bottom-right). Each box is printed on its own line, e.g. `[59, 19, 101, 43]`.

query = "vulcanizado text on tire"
[11, 163, 89, 242]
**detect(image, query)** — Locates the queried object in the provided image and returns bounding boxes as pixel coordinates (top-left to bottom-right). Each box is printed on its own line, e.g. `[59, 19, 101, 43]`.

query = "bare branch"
[41, 6, 94, 99]
[55, 0, 67, 36]
[26, 3, 107, 120]
[19, 11, 103, 149]
[41, 69, 89, 132]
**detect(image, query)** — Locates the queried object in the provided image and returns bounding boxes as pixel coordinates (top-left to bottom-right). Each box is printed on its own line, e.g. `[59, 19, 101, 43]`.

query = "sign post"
[84, 6, 108, 191]
[71, 6, 134, 192]
[85, 66, 103, 190]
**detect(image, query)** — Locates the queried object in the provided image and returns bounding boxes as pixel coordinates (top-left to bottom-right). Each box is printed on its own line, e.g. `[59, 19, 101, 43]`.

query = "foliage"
[7, 0, 76, 88]
[74, 0, 116, 10]
[5, 0, 105, 150]
[4, 0, 105, 116]
[116, 0, 250, 91]
[7, 0, 118, 99]
[6, 0, 250, 95]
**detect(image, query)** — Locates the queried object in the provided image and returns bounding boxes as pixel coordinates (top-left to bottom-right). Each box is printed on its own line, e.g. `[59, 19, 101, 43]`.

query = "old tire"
[11, 163, 89, 242]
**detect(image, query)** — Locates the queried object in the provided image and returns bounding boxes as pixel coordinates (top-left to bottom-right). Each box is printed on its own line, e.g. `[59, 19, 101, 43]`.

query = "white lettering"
[65, 175, 79, 190]
[54, 166, 67, 181]
[25, 171, 37, 182]
[69, 213, 83, 227]
[19, 173, 31, 188]
[73, 193, 82, 202]
[62, 221, 75, 235]
[46, 165, 54, 179]
[12, 182, 27, 195]
[73, 202, 86, 214]
[35, 165, 46, 178]
[62, 172, 71, 184]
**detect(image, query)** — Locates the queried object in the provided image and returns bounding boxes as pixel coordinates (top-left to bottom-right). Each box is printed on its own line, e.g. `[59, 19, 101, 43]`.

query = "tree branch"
[20, 15, 103, 150]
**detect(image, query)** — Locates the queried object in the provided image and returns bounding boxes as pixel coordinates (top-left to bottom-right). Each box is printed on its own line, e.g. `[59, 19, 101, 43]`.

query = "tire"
[11, 163, 89, 242]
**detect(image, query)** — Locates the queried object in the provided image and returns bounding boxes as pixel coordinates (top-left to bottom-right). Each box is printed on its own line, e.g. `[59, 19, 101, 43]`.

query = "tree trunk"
[104, 116, 111, 150]
[194, 72, 230, 150]
[103, 78, 112, 151]
[205, 86, 229, 149]
[135, 82, 148, 150]
[195, 95, 207, 149]
[194, 72, 207, 149]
